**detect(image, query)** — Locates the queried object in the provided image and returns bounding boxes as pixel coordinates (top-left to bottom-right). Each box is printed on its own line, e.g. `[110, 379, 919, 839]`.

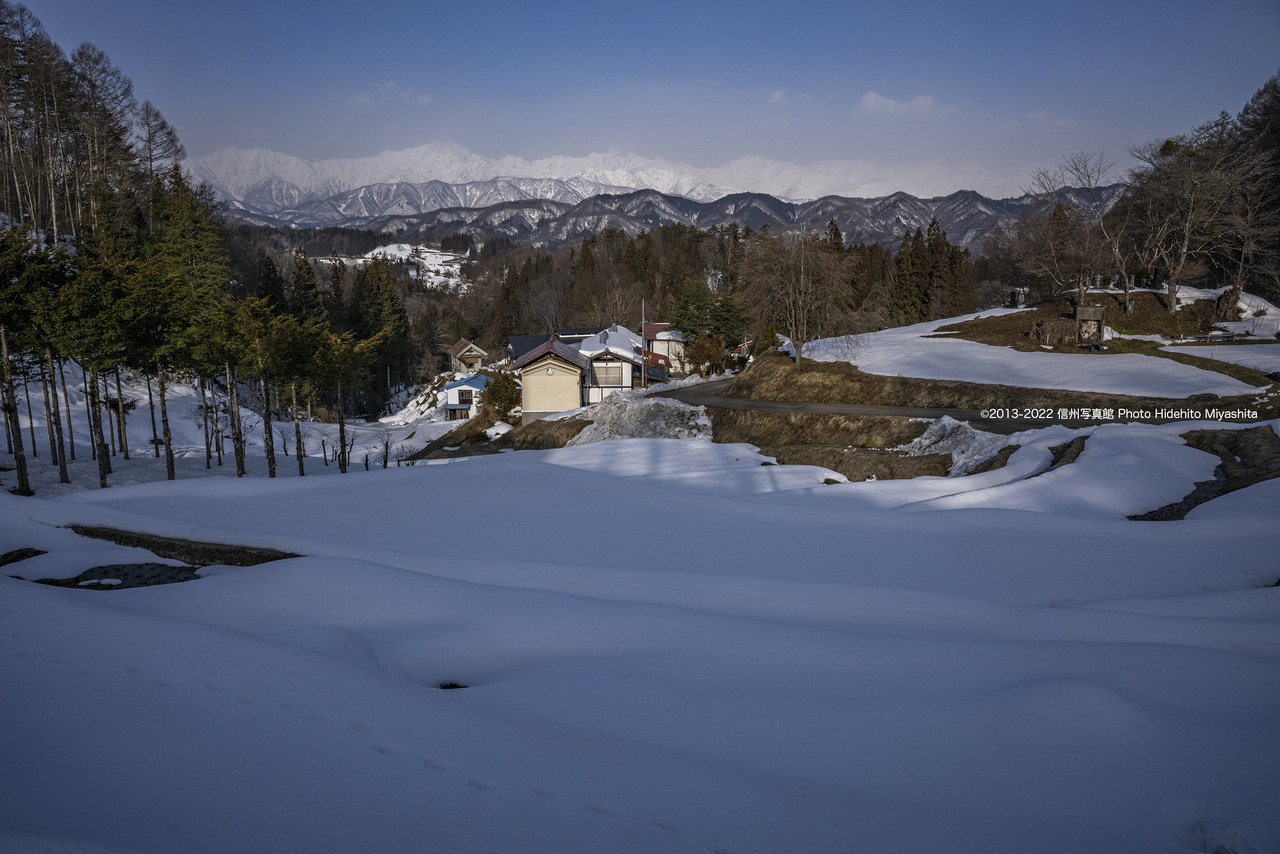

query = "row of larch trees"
[0, 2, 405, 495]
[992, 69, 1280, 315]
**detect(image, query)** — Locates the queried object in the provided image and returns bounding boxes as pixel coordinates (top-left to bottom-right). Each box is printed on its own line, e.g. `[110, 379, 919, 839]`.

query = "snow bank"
[566, 394, 712, 446]
[898, 415, 1014, 475]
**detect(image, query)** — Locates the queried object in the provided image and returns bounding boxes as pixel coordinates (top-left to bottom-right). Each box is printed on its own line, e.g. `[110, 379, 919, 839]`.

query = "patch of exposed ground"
[1130, 425, 1280, 520]
[762, 446, 952, 482]
[68, 526, 301, 566]
[969, 445, 1019, 474]
[10, 529, 300, 591]
[34, 563, 202, 590]
[1031, 436, 1089, 478]
[1, 547, 46, 567]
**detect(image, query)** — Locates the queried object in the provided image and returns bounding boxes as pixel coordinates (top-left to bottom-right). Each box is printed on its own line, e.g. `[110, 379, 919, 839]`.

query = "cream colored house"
[511, 339, 589, 424]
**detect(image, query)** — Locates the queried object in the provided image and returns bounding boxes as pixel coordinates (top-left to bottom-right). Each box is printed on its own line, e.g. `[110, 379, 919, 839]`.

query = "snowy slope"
[2, 429, 1279, 854]
[2, 330, 1279, 854]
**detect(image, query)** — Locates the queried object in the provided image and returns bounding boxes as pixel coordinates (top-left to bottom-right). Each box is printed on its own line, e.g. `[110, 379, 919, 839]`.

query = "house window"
[458, 390, 473, 404]
[590, 365, 622, 387]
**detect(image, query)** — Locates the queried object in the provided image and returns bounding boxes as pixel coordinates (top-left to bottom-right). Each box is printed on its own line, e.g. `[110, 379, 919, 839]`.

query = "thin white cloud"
[349, 81, 432, 109]
[768, 90, 810, 105]
[858, 91, 937, 117]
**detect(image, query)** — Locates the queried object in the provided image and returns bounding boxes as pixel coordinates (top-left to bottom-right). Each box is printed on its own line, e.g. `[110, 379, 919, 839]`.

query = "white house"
[440, 374, 490, 420]
[644, 322, 691, 374]
[577, 325, 646, 404]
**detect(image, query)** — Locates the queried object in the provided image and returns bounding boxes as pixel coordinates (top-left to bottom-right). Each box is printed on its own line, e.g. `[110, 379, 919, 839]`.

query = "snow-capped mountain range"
[188, 142, 1088, 250]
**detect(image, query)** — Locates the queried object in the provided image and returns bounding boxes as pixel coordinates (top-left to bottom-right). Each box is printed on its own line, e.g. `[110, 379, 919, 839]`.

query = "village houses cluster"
[442, 324, 691, 424]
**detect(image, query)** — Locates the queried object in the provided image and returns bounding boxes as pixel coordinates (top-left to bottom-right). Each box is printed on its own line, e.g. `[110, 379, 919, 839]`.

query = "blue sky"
[29, 0, 1280, 195]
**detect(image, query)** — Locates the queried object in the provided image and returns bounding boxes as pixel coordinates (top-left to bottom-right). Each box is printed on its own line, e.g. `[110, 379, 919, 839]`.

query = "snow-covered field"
[2, 335, 1279, 853]
[365, 243, 468, 289]
[1162, 342, 1280, 375]
[803, 309, 1267, 397]
[803, 287, 1280, 399]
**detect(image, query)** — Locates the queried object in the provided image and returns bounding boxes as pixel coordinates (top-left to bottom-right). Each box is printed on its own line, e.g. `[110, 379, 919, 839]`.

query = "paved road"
[658, 379, 1091, 434]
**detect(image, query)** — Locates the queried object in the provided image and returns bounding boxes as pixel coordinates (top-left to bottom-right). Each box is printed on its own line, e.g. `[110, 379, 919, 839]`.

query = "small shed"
[1075, 305, 1106, 341]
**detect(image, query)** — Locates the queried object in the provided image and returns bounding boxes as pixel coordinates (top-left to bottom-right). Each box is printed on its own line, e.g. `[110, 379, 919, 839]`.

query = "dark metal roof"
[512, 338, 589, 372]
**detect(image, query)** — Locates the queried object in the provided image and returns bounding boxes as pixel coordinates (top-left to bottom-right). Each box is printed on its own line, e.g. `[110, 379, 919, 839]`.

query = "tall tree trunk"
[336, 378, 348, 474]
[1, 365, 12, 455]
[198, 377, 212, 469]
[39, 357, 57, 464]
[226, 361, 244, 477]
[83, 366, 95, 462]
[58, 358, 74, 460]
[292, 380, 305, 477]
[86, 364, 109, 488]
[260, 375, 276, 478]
[157, 363, 175, 480]
[100, 371, 115, 456]
[22, 370, 37, 457]
[1, 326, 33, 495]
[146, 374, 159, 457]
[114, 367, 129, 460]
[156, 363, 175, 478]
[46, 347, 68, 483]
[212, 382, 223, 468]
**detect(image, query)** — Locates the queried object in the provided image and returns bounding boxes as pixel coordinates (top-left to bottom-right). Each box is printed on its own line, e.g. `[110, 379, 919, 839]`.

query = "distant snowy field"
[366, 243, 467, 289]
[1163, 342, 1280, 374]
[803, 287, 1280, 398]
[2, 316, 1279, 853]
[804, 309, 1267, 397]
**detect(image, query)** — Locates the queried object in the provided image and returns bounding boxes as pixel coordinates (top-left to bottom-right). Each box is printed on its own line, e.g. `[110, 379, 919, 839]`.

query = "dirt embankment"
[406, 413, 592, 461]
[706, 408, 952, 481]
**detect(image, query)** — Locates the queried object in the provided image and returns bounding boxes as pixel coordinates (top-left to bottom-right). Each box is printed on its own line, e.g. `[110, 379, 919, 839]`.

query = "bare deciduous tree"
[740, 229, 865, 363]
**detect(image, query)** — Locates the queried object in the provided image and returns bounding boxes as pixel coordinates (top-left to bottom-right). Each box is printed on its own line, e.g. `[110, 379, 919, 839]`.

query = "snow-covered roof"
[442, 374, 491, 391]
[644, 322, 688, 342]
[577, 324, 644, 362]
